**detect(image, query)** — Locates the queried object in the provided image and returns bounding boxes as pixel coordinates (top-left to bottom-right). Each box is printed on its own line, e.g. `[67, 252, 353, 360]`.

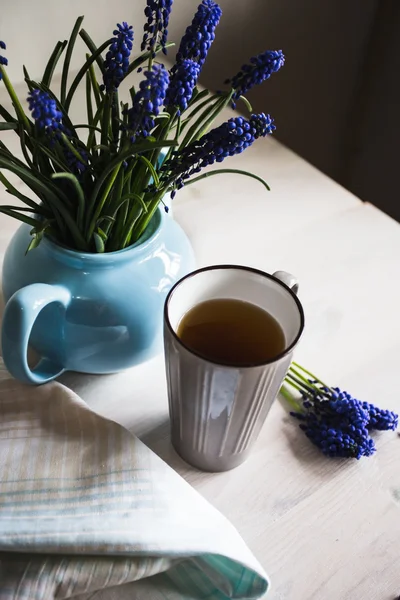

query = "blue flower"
[362, 402, 399, 431]
[28, 89, 88, 175]
[125, 64, 169, 142]
[291, 386, 382, 459]
[286, 365, 398, 459]
[102, 22, 134, 92]
[142, 0, 173, 56]
[165, 59, 201, 115]
[63, 148, 89, 176]
[226, 49, 285, 108]
[27, 89, 65, 135]
[162, 113, 274, 196]
[0, 41, 8, 81]
[172, 0, 222, 74]
[291, 387, 378, 459]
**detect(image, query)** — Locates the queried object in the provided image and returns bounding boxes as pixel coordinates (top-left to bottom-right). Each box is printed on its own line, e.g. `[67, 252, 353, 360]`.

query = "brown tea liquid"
[177, 298, 286, 366]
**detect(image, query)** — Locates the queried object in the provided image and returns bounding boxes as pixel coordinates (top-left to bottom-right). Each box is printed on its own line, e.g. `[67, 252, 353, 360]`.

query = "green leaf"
[17, 123, 34, 169]
[86, 98, 106, 150]
[79, 29, 105, 72]
[93, 231, 105, 252]
[25, 225, 48, 254]
[195, 91, 234, 140]
[23, 66, 34, 91]
[155, 113, 171, 121]
[238, 95, 253, 113]
[188, 88, 209, 107]
[31, 139, 72, 173]
[96, 215, 115, 227]
[0, 171, 50, 215]
[0, 146, 29, 169]
[96, 227, 107, 241]
[0, 206, 42, 228]
[101, 94, 111, 150]
[111, 90, 120, 149]
[60, 133, 89, 168]
[86, 138, 177, 227]
[86, 164, 122, 240]
[42, 40, 68, 87]
[137, 155, 160, 188]
[179, 94, 225, 150]
[64, 37, 113, 112]
[0, 122, 18, 131]
[0, 157, 87, 249]
[88, 59, 103, 108]
[26, 235, 42, 254]
[174, 114, 182, 142]
[52, 172, 86, 231]
[184, 168, 271, 191]
[0, 105, 18, 127]
[118, 193, 148, 213]
[0, 204, 44, 214]
[86, 71, 94, 126]
[0, 66, 32, 133]
[91, 144, 111, 153]
[61, 15, 85, 106]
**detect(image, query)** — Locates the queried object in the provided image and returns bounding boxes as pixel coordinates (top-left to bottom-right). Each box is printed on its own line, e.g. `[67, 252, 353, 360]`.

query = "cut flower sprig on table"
[0, 0, 284, 253]
[282, 363, 398, 459]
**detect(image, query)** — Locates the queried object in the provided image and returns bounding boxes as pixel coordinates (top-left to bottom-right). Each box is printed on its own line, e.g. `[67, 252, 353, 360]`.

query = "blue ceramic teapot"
[1, 208, 195, 384]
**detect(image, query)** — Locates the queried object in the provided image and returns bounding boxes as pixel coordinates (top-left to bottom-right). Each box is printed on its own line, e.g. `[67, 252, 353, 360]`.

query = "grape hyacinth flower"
[362, 402, 398, 431]
[27, 89, 65, 135]
[28, 89, 88, 175]
[64, 148, 89, 176]
[162, 113, 275, 197]
[283, 363, 398, 459]
[0, 41, 8, 81]
[102, 22, 134, 92]
[226, 50, 285, 108]
[172, 0, 222, 74]
[165, 59, 201, 115]
[125, 64, 169, 142]
[142, 0, 173, 56]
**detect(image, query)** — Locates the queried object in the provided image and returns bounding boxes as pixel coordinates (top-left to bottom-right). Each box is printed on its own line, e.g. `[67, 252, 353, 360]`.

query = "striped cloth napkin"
[0, 362, 269, 599]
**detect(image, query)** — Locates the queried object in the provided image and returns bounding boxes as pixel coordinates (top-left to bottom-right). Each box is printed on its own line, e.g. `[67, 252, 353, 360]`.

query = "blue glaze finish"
[2, 209, 195, 384]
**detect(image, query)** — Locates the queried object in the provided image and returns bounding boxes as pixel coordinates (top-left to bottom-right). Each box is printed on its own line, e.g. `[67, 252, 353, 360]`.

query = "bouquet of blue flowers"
[282, 363, 398, 459]
[0, 1, 284, 253]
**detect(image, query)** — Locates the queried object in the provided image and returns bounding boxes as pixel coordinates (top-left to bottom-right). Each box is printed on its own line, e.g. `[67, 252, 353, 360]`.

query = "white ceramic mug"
[163, 265, 305, 472]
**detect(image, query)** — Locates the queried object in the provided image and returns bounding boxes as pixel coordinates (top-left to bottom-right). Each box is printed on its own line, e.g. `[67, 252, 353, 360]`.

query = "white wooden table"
[1, 81, 400, 600]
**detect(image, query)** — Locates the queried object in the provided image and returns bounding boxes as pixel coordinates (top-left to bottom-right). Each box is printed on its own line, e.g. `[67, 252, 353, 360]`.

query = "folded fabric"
[0, 362, 269, 599]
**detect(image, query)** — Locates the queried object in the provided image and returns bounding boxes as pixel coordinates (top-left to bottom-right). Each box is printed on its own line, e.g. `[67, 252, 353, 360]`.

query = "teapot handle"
[2, 284, 71, 385]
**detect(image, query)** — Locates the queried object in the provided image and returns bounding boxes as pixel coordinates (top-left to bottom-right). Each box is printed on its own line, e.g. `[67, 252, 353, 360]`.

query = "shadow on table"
[140, 419, 198, 475]
[280, 408, 362, 476]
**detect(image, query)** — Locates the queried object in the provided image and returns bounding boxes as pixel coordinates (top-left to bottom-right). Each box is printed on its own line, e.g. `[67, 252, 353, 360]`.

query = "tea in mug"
[177, 298, 286, 366]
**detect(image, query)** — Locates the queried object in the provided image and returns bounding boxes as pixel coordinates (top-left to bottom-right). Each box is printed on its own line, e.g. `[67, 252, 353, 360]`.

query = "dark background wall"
[170, 0, 376, 181]
[343, 1, 400, 222]
[170, 1, 400, 222]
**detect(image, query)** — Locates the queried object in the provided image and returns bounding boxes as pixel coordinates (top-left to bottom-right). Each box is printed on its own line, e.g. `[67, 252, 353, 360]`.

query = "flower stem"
[184, 169, 270, 192]
[285, 372, 310, 393]
[291, 361, 331, 391]
[280, 384, 303, 412]
[0, 66, 31, 133]
[289, 366, 328, 397]
[86, 164, 121, 243]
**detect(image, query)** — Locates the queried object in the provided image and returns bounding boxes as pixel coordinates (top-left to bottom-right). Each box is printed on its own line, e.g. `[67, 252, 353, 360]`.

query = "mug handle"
[273, 270, 299, 295]
[2, 284, 71, 385]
